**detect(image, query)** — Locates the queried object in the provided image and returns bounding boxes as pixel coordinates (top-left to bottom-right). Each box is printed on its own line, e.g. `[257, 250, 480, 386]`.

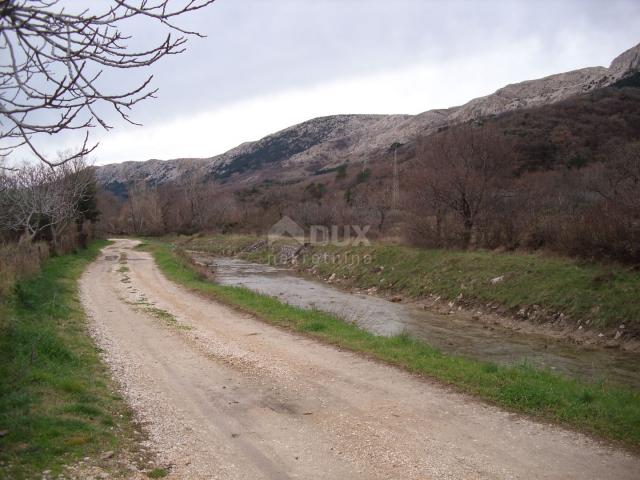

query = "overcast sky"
[44, 0, 640, 165]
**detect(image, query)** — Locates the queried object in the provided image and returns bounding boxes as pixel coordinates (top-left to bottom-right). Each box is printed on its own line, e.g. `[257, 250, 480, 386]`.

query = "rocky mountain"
[97, 42, 640, 196]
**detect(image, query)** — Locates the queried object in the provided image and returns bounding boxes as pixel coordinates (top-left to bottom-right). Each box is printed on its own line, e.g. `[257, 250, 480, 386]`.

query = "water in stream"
[191, 254, 640, 390]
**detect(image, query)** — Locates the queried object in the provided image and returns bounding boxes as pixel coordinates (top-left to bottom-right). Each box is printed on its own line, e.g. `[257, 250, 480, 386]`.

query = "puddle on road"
[191, 254, 640, 390]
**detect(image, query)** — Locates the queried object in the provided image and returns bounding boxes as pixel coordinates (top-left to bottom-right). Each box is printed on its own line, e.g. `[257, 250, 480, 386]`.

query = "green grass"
[0, 241, 138, 478]
[142, 306, 191, 331]
[145, 306, 176, 324]
[184, 234, 640, 332]
[145, 240, 640, 448]
[147, 467, 169, 478]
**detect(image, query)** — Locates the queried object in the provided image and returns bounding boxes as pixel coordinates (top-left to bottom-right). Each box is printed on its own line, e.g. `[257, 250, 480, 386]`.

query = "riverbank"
[178, 234, 640, 350]
[0, 241, 147, 478]
[143, 240, 640, 449]
[188, 253, 640, 389]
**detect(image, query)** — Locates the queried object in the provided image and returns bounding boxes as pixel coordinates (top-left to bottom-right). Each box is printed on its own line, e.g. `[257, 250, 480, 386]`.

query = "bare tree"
[153, 176, 214, 234]
[95, 188, 122, 235]
[0, 0, 215, 166]
[181, 172, 211, 232]
[410, 126, 513, 248]
[122, 183, 165, 235]
[0, 162, 61, 239]
[359, 182, 394, 233]
[209, 192, 243, 231]
[592, 142, 640, 217]
[0, 155, 95, 249]
[48, 156, 96, 249]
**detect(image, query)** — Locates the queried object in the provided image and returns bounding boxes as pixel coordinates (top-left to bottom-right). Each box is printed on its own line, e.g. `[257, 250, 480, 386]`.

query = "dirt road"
[80, 239, 639, 479]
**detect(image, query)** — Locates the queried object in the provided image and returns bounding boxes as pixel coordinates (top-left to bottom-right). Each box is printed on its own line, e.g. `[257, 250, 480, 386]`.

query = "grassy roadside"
[144, 240, 640, 449]
[183, 234, 640, 334]
[0, 241, 139, 478]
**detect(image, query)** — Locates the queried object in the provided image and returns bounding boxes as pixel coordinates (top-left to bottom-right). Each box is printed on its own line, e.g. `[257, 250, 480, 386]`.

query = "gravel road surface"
[79, 239, 640, 479]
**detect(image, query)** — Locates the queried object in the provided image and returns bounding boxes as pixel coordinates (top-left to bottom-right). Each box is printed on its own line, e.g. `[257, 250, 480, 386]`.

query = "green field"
[0, 241, 141, 478]
[143, 240, 640, 449]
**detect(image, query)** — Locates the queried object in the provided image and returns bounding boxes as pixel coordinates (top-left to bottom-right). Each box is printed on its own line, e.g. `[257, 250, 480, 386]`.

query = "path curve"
[79, 239, 640, 479]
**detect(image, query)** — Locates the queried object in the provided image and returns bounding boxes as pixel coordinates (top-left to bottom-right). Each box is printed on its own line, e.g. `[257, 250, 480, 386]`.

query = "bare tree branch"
[0, 0, 216, 166]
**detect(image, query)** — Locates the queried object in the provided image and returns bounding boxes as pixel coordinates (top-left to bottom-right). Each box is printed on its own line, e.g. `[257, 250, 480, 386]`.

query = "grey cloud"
[132, 0, 640, 121]
[16, 0, 640, 159]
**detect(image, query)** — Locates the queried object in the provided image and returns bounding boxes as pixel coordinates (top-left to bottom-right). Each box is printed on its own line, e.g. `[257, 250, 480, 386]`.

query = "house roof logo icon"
[268, 216, 305, 244]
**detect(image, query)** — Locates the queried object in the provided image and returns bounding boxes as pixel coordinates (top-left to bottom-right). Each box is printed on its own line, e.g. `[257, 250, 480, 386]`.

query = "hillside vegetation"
[98, 84, 640, 264]
[492, 80, 640, 172]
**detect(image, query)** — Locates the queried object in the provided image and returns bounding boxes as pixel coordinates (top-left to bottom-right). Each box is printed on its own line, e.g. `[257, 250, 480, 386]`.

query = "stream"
[191, 253, 640, 390]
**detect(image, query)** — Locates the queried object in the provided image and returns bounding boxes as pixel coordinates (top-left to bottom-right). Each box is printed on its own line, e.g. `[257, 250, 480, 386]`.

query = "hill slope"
[96, 42, 640, 196]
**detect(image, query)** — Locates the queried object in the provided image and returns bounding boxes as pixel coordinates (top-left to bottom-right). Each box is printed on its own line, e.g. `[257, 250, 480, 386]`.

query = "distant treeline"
[97, 84, 640, 263]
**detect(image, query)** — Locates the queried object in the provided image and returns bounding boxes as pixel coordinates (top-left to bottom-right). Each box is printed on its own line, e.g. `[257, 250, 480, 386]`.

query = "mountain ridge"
[97, 42, 640, 195]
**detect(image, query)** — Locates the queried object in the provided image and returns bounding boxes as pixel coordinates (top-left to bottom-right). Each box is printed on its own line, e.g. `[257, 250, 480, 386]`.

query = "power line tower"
[391, 143, 400, 210]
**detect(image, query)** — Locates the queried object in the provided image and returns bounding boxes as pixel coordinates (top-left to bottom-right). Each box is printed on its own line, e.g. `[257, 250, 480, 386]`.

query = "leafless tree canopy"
[0, 0, 215, 166]
[407, 125, 513, 248]
[594, 142, 640, 217]
[0, 157, 95, 249]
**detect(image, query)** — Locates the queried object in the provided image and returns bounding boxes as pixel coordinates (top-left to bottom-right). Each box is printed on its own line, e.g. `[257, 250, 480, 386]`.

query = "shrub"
[356, 168, 371, 183]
